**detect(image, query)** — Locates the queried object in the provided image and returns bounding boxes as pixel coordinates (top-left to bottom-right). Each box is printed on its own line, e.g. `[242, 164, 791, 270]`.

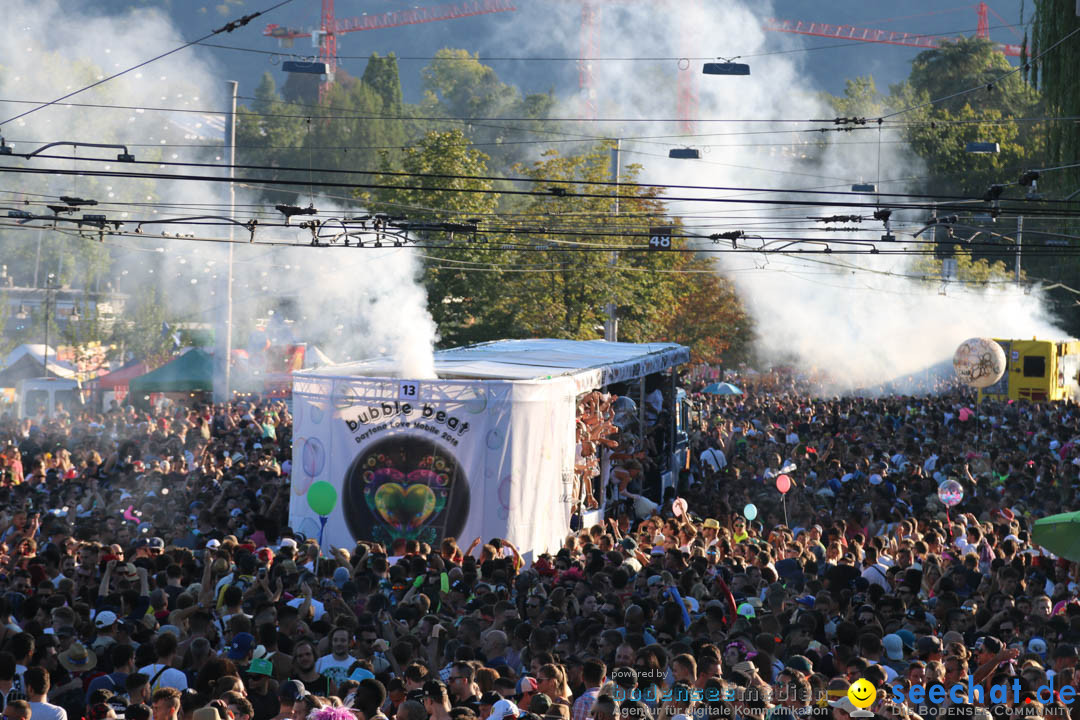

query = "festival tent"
[290, 339, 689, 558]
[90, 360, 148, 391]
[128, 349, 214, 396]
[0, 344, 76, 387]
[1033, 511, 1080, 562]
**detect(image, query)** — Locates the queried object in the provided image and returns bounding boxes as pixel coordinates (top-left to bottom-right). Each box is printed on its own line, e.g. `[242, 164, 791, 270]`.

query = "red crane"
[763, 3, 1023, 58]
[264, 0, 518, 103]
[566, 0, 701, 133]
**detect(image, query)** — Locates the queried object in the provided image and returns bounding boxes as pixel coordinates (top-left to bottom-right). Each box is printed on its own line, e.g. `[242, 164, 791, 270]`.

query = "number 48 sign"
[648, 226, 674, 250]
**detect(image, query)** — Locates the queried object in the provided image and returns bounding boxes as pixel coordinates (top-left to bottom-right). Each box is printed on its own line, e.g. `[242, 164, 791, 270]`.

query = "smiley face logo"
[848, 679, 877, 710]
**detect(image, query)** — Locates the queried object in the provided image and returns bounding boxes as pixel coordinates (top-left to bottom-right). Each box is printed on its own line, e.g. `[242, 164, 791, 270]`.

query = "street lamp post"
[42, 273, 56, 378]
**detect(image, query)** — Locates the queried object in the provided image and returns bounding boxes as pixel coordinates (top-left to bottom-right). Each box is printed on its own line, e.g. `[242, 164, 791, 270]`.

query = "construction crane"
[563, 0, 702, 133]
[264, 0, 518, 103]
[763, 3, 1023, 57]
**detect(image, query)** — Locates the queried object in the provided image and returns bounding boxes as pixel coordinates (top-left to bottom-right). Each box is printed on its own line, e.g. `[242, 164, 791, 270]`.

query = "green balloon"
[307, 481, 338, 516]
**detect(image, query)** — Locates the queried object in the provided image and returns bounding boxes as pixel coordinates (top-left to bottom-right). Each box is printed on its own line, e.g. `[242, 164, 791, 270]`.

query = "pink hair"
[309, 707, 357, 720]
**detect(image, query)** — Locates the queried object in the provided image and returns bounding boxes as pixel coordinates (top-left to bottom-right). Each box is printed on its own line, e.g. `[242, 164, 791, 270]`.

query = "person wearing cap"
[91, 611, 119, 654]
[484, 698, 520, 720]
[271, 680, 307, 720]
[513, 678, 538, 711]
[423, 680, 453, 720]
[881, 634, 907, 675]
[701, 519, 721, 548]
[227, 632, 257, 671]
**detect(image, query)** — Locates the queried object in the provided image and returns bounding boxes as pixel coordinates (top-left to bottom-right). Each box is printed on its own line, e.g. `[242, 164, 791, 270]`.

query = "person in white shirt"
[315, 627, 355, 686]
[699, 447, 726, 474]
[860, 547, 891, 591]
[26, 668, 67, 720]
[138, 633, 188, 692]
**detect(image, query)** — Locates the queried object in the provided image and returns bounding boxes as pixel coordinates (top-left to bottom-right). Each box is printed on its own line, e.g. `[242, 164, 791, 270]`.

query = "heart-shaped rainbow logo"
[373, 483, 437, 529]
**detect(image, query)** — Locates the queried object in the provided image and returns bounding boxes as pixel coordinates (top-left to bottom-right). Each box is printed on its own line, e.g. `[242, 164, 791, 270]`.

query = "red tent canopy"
[91, 361, 149, 390]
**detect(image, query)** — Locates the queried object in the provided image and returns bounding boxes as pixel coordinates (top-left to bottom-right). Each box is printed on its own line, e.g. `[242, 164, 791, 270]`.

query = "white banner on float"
[290, 377, 575, 557]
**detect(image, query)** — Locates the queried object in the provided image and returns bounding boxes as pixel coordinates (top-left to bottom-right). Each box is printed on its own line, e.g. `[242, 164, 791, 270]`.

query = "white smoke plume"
[0, 0, 438, 380]
[490, 0, 1067, 390]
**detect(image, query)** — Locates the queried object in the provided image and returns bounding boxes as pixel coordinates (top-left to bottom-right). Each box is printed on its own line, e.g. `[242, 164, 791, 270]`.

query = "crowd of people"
[0, 380, 1076, 720]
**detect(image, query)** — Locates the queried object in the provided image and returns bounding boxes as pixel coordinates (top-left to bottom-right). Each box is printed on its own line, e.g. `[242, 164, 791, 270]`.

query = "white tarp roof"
[298, 339, 689, 388]
[2, 344, 77, 379]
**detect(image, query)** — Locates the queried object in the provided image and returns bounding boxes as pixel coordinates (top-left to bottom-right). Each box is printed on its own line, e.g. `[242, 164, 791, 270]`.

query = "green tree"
[491, 144, 701, 342]
[110, 285, 183, 367]
[823, 76, 890, 118]
[909, 247, 1018, 285]
[1032, 0, 1080, 195]
[418, 49, 555, 169]
[366, 129, 505, 346]
[655, 262, 754, 366]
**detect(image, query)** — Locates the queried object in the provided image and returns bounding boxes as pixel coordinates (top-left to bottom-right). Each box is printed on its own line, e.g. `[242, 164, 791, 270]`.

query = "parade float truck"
[981, 338, 1080, 402]
[289, 339, 689, 558]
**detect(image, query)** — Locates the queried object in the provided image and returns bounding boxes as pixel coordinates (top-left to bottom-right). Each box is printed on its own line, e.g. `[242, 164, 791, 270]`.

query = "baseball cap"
[786, 655, 813, 675]
[1028, 638, 1048, 657]
[917, 635, 942, 655]
[485, 698, 520, 720]
[828, 697, 860, 714]
[94, 610, 118, 629]
[349, 668, 375, 682]
[279, 680, 308, 702]
[227, 632, 255, 660]
[247, 658, 273, 676]
[423, 680, 447, 701]
[205, 539, 221, 550]
[148, 537, 165, 550]
[883, 634, 904, 661]
[895, 629, 916, 651]
[515, 677, 538, 697]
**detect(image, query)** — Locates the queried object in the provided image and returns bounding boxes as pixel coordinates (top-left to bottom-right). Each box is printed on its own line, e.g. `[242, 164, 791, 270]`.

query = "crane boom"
[762, 17, 1022, 57]
[264, 0, 517, 40]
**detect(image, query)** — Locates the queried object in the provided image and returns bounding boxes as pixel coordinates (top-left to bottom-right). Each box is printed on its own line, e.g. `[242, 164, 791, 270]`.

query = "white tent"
[1, 344, 77, 379]
[289, 339, 688, 556]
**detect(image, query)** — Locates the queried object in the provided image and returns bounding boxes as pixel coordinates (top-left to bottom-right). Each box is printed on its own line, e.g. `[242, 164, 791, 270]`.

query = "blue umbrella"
[701, 382, 743, 395]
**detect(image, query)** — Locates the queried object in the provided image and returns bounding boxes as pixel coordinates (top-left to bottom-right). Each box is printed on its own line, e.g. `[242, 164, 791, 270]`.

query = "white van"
[17, 377, 81, 419]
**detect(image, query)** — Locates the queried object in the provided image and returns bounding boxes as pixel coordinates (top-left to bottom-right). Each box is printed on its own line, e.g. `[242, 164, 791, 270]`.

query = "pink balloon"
[776, 474, 792, 494]
[672, 498, 688, 517]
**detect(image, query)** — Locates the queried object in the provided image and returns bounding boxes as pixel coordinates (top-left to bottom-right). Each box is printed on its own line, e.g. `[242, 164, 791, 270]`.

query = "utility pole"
[43, 273, 55, 378]
[1015, 215, 1023, 286]
[603, 139, 620, 342]
[215, 80, 238, 403]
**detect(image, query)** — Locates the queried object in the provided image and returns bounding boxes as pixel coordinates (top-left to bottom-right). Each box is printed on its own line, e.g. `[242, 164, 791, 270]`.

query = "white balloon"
[953, 337, 1006, 389]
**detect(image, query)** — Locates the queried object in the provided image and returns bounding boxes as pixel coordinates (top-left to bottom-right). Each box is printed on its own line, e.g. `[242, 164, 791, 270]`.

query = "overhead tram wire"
[0, 0, 295, 128]
[1, 164, 1075, 220]
[11, 151, 1080, 211]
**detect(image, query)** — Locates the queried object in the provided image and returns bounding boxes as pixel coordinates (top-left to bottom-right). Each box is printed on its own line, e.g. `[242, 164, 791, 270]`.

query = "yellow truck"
[980, 339, 1080, 402]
